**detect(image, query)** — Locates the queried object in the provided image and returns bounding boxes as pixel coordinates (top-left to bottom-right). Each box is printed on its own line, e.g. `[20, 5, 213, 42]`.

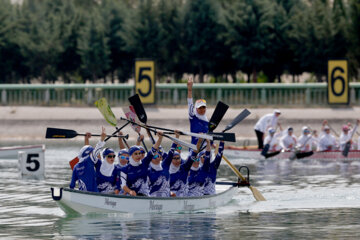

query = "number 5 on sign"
[328, 60, 349, 104]
[135, 60, 155, 104]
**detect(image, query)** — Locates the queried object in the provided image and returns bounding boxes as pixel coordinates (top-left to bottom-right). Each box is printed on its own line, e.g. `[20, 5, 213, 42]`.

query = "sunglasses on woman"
[120, 156, 129, 160]
[107, 155, 116, 158]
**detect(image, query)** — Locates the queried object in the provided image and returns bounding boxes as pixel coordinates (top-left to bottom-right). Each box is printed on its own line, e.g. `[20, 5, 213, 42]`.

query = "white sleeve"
[188, 98, 195, 118]
[121, 171, 127, 189]
[90, 141, 105, 164]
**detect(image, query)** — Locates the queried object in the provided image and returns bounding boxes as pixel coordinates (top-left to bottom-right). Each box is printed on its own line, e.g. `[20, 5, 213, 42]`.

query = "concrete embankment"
[1, 106, 359, 145]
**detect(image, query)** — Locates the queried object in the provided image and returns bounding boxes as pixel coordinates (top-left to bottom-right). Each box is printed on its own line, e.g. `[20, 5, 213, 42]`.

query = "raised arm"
[202, 139, 211, 172]
[136, 134, 144, 146]
[187, 76, 193, 99]
[84, 132, 91, 145]
[213, 141, 225, 169]
[162, 131, 180, 168]
[118, 131, 126, 149]
[90, 127, 106, 163]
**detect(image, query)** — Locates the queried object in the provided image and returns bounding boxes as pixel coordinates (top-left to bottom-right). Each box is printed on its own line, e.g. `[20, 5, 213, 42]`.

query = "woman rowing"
[187, 139, 211, 197]
[69, 127, 106, 192]
[169, 139, 202, 197]
[263, 128, 282, 158]
[318, 123, 337, 151]
[148, 131, 180, 197]
[339, 120, 359, 151]
[294, 126, 314, 158]
[280, 127, 297, 152]
[203, 141, 225, 195]
[120, 132, 164, 196]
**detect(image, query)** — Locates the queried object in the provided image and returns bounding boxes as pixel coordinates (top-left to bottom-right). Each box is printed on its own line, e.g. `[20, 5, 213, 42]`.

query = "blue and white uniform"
[148, 143, 177, 197]
[120, 146, 156, 196]
[169, 150, 196, 197]
[95, 148, 118, 193]
[188, 98, 208, 145]
[203, 142, 224, 195]
[69, 141, 105, 192]
[187, 151, 211, 197]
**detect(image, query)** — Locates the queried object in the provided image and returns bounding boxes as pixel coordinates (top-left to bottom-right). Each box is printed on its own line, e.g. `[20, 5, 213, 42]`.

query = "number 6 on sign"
[328, 60, 349, 104]
[135, 60, 155, 104]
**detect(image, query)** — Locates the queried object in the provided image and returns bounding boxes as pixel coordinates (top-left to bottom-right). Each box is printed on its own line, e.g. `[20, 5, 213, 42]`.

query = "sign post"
[327, 59, 349, 105]
[135, 60, 155, 104]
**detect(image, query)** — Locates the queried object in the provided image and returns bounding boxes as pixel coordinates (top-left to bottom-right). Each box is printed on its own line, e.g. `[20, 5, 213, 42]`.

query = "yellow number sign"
[135, 60, 155, 104]
[328, 60, 348, 104]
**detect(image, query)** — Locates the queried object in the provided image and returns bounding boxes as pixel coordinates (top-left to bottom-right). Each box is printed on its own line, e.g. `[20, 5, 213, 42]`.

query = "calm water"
[1, 141, 360, 239]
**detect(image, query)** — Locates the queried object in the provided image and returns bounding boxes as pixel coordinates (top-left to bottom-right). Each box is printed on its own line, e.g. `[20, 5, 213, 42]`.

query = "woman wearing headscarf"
[187, 139, 211, 197]
[147, 131, 180, 197]
[95, 148, 119, 194]
[120, 132, 164, 196]
[69, 127, 106, 192]
[169, 139, 202, 197]
[203, 141, 225, 195]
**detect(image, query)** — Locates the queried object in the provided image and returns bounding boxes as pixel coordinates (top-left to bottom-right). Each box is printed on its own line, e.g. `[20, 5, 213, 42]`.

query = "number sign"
[328, 60, 349, 104]
[135, 60, 155, 104]
[18, 148, 45, 179]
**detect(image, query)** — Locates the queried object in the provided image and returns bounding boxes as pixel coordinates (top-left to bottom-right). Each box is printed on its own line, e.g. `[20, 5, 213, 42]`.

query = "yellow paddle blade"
[95, 98, 117, 127]
[222, 155, 266, 201]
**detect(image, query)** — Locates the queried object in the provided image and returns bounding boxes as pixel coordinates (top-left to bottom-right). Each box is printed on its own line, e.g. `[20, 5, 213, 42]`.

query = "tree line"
[0, 0, 359, 84]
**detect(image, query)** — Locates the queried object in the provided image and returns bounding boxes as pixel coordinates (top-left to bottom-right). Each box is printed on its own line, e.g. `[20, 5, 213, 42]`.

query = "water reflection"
[55, 213, 219, 240]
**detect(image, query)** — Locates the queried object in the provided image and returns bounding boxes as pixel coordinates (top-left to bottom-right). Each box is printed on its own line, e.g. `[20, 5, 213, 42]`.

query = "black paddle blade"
[223, 109, 251, 133]
[46, 128, 78, 139]
[342, 142, 351, 157]
[208, 132, 236, 142]
[128, 94, 147, 124]
[261, 144, 270, 156]
[208, 101, 229, 132]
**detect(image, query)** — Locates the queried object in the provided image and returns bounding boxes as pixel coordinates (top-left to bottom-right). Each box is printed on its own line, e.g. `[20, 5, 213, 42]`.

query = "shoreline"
[1, 106, 359, 142]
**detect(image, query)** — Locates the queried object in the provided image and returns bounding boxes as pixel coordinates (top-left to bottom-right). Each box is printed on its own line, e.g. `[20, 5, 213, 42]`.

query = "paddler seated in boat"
[120, 131, 164, 196]
[187, 76, 209, 145]
[280, 127, 297, 152]
[169, 138, 203, 197]
[339, 120, 359, 151]
[254, 109, 281, 149]
[318, 123, 338, 151]
[263, 128, 282, 158]
[203, 140, 225, 195]
[95, 148, 119, 194]
[148, 131, 181, 197]
[294, 126, 314, 158]
[187, 139, 212, 197]
[69, 127, 106, 192]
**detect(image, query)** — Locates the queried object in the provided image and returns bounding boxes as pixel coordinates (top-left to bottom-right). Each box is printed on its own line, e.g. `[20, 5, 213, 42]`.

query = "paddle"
[96, 98, 130, 148]
[45, 128, 129, 139]
[215, 109, 266, 201]
[208, 101, 229, 132]
[68, 122, 130, 170]
[342, 123, 358, 157]
[289, 133, 313, 160]
[124, 106, 148, 152]
[120, 117, 197, 150]
[128, 94, 155, 144]
[222, 155, 266, 201]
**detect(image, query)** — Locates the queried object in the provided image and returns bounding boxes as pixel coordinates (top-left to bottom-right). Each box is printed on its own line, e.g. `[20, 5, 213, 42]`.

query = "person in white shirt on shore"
[254, 110, 281, 149]
[318, 125, 338, 151]
[280, 127, 297, 152]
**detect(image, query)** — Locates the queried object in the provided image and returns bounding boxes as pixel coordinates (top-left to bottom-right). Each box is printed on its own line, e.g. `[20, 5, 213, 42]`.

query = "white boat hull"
[0, 145, 45, 159]
[52, 186, 239, 214]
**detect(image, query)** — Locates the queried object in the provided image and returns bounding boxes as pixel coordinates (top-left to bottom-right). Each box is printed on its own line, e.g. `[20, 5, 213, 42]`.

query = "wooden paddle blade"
[208, 132, 236, 142]
[223, 109, 251, 132]
[69, 157, 79, 170]
[208, 101, 229, 132]
[249, 186, 266, 201]
[46, 128, 78, 139]
[95, 98, 117, 127]
[128, 94, 147, 124]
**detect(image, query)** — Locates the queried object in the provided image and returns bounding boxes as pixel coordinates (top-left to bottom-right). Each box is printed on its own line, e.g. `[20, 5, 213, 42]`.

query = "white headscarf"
[129, 156, 142, 167]
[150, 162, 163, 171]
[191, 165, 199, 171]
[169, 163, 180, 174]
[99, 159, 115, 177]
